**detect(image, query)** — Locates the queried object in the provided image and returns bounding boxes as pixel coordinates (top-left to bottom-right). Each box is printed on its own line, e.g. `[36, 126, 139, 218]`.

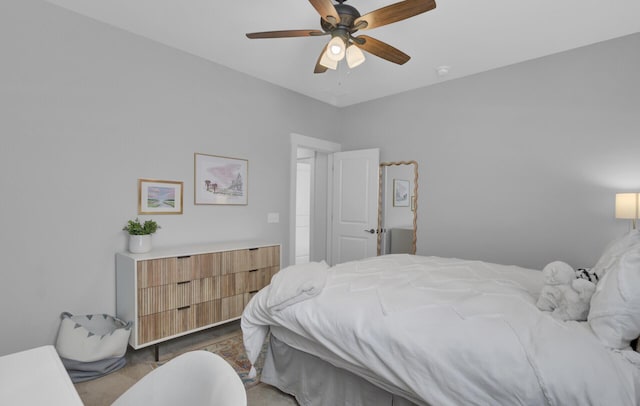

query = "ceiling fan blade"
[353, 35, 410, 65]
[246, 29, 326, 39]
[308, 0, 341, 25]
[314, 45, 329, 74]
[354, 0, 436, 31]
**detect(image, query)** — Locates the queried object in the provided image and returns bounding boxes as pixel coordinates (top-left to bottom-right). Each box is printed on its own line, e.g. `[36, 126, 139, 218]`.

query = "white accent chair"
[111, 351, 247, 406]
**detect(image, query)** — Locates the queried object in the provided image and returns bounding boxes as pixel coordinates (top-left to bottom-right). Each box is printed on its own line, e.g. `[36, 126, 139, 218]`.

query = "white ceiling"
[44, 0, 640, 107]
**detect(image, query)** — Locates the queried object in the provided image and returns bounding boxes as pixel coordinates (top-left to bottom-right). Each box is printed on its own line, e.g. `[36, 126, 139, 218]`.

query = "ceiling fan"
[246, 0, 437, 73]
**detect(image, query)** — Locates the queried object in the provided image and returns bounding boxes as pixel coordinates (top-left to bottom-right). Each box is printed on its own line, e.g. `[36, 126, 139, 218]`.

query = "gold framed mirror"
[377, 161, 418, 255]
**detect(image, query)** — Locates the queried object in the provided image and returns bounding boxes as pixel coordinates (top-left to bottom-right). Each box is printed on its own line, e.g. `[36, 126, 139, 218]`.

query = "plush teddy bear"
[536, 261, 597, 321]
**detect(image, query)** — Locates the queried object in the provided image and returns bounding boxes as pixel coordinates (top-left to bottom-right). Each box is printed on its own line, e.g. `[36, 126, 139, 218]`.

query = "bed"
[242, 234, 640, 405]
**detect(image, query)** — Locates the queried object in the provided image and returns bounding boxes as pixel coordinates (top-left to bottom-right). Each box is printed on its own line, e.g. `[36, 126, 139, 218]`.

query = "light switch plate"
[267, 212, 279, 223]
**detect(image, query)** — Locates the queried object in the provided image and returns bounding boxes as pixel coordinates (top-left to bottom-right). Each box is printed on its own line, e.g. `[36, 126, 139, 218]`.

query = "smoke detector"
[436, 65, 450, 77]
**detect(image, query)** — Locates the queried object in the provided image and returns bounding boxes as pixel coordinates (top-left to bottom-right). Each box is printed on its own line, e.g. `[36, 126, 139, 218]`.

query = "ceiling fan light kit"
[246, 0, 437, 74]
[327, 36, 347, 61]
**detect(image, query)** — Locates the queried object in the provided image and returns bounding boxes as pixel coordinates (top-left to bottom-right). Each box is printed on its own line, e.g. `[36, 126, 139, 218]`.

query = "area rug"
[201, 331, 268, 389]
[157, 330, 268, 390]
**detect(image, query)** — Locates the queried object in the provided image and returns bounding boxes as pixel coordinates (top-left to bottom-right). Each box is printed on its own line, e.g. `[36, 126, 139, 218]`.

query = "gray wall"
[341, 33, 640, 270]
[0, 0, 339, 356]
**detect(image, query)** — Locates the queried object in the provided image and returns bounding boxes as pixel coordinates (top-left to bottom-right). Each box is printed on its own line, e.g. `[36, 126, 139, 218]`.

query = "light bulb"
[346, 44, 365, 69]
[326, 36, 346, 61]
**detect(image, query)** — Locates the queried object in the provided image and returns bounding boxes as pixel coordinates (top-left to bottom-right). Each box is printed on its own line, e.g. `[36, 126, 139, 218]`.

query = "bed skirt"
[261, 335, 423, 406]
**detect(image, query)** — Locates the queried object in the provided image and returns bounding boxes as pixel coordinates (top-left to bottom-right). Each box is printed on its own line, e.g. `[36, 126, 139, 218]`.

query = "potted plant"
[122, 218, 160, 253]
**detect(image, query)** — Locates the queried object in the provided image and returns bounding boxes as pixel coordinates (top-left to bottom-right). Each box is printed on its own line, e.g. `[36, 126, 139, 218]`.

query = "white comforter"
[242, 254, 640, 406]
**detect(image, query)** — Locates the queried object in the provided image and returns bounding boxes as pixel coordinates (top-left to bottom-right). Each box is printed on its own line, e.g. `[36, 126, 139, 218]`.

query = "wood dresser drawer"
[221, 246, 280, 274]
[246, 266, 279, 292]
[137, 281, 193, 316]
[193, 299, 222, 328]
[138, 306, 196, 344]
[221, 294, 245, 320]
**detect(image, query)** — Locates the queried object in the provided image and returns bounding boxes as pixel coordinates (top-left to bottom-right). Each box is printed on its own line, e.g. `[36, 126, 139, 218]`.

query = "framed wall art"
[194, 153, 248, 205]
[138, 179, 183, 214]
[393, 179, 410, 207]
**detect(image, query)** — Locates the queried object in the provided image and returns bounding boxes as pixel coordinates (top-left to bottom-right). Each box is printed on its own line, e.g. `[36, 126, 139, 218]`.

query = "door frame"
[289, 134, 341, 266]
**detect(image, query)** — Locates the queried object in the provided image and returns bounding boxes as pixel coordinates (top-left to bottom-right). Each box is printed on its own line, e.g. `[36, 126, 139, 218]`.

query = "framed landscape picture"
[194, 153, 248, 205]
[138, 179, 183, 214]
[393, 179, 410, 207]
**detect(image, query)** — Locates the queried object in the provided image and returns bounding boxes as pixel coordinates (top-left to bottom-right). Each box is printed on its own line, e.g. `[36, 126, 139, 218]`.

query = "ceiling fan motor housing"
[321, 3, 361, 33]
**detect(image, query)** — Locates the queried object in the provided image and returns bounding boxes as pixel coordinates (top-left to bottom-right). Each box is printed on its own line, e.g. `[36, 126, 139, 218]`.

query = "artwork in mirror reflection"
[379, 162, 417, 256]
[393, 179, 410, 207]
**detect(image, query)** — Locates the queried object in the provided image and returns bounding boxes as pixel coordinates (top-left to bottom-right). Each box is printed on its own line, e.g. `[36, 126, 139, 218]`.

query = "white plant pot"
[129, 234, 152, 254]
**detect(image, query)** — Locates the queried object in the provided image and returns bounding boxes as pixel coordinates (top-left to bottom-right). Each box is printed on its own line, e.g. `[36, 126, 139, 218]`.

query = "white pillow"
[588, 244, 640, 349]
[591, 230, 640, 278]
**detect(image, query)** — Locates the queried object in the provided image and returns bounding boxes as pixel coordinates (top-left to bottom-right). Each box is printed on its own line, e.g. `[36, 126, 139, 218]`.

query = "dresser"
[116, 241, 280, 352]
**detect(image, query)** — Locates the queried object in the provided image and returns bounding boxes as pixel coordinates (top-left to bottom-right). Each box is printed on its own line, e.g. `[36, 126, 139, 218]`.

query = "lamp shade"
[346, 45, 365, 69]
[326, 36, 346, 61]
[319, 50, 338, 70]
[615, 193, 640, 219]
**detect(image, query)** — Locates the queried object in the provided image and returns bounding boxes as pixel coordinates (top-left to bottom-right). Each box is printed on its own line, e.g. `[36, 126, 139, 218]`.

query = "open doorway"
[295, 148, 314, 264]
[289, 134, 341, 266]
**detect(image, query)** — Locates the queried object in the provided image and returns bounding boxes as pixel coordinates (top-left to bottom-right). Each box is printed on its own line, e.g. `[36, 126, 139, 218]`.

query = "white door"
[330, 148, 380, 265]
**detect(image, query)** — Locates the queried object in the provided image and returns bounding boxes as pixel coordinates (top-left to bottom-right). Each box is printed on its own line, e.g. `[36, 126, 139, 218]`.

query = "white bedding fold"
[266, 261, 329, 311]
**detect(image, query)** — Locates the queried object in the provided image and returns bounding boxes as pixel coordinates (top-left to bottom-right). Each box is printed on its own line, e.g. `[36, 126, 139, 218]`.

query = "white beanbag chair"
[55, 312, 132, 382]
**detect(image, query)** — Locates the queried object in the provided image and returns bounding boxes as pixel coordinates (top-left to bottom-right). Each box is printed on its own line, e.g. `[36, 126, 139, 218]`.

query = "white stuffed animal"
[536, 261, 597, 321]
